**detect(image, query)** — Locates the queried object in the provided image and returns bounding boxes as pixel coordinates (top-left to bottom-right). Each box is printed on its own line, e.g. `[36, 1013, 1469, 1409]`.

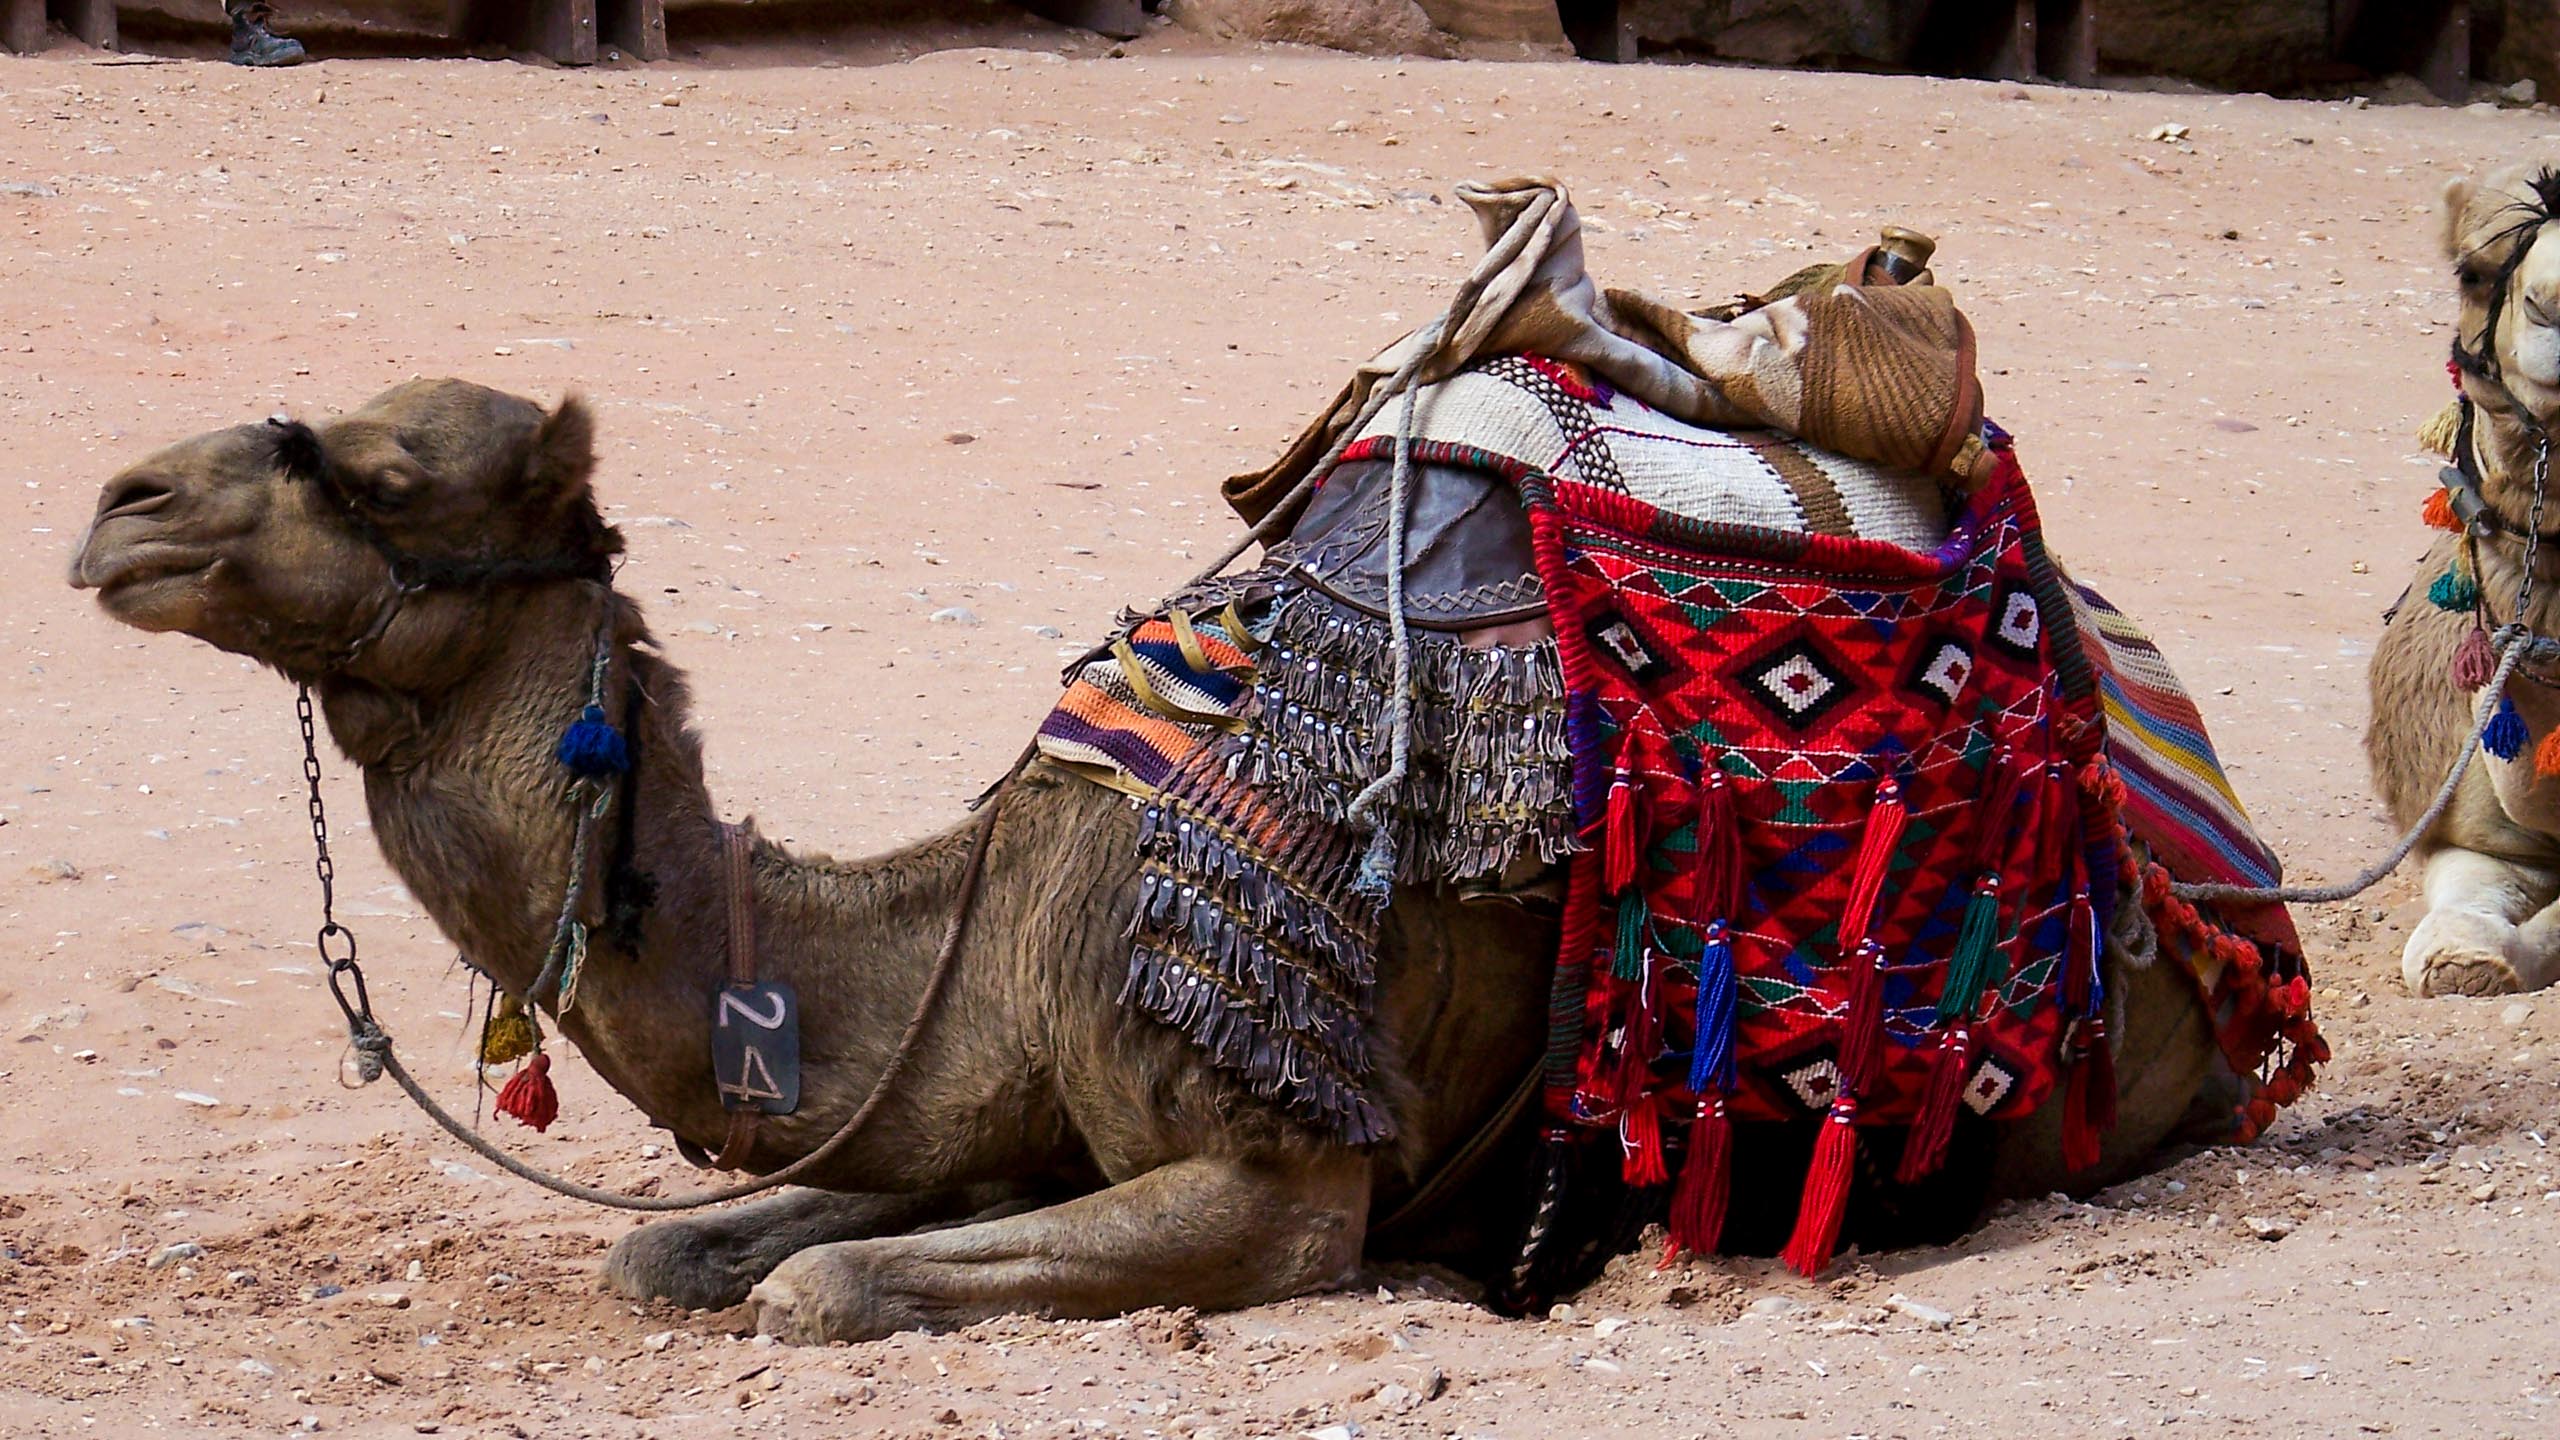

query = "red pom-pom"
[495, 1053, 559, 1133]
[2423, 488, 2462, 533]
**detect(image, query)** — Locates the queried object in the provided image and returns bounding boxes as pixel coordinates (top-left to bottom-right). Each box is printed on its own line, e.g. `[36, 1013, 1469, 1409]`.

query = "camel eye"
[2458, 262, 2492, 291]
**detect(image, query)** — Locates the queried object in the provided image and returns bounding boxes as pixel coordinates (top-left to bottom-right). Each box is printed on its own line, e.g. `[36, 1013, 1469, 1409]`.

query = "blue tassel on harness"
[556, 704, 631, 777]
[2484, 693, 2529, 763]
[1687, 921, 1736, 1096]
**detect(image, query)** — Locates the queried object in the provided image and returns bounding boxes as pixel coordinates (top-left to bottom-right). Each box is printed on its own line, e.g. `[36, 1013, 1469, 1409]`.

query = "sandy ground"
[7, 18, 2560, 1439]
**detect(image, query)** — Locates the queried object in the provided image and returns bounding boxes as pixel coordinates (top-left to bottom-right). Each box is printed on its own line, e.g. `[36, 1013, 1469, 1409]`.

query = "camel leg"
[602, 1184, 1034, 1312]
[2403, 847, 2560, 996]
[742, 1151, 1368, 1344]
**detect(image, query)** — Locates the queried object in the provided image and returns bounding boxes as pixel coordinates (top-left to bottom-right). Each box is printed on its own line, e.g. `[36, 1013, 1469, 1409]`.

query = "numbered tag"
[712, 982, 801, 1115]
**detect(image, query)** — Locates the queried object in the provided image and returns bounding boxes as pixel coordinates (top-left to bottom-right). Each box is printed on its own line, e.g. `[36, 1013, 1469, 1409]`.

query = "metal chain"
[300, 683, 377, 1063]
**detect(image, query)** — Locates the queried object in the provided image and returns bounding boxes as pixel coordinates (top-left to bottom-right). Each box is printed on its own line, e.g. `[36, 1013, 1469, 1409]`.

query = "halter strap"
[711, 821, 763, 1170]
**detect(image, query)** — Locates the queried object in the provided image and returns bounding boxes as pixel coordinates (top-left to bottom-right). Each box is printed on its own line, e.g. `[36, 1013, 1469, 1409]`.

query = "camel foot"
[2416, 946, 2525, 997]
[602, 1186, 999, 1313]
[2404, 908, 2528, 997]
[745, 1242, 919, 1344]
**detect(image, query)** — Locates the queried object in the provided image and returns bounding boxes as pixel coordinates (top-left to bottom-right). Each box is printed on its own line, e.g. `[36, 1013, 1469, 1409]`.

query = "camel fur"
[2371, 161, 2560, 997]
[71, 376, 2216, 1343]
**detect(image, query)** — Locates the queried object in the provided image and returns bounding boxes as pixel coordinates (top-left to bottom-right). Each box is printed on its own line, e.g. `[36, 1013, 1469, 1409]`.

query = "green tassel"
[1613, 894, 1649, 983]
[1935, 881, 2006, 1022]
[2429, 567, 2481, 612]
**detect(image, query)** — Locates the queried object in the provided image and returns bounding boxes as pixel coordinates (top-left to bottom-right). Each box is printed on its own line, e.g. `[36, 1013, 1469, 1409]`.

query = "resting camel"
[2372, 161, 2560, 997]
[69, 377, 2223, 1342]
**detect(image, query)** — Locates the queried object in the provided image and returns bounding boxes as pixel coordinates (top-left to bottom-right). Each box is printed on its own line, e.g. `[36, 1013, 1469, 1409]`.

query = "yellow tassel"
[2419, 399, 2464, 458]
[480, 992, 538, 1066]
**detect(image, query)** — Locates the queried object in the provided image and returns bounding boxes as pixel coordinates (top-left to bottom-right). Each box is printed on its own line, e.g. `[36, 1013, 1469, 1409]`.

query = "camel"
[2371, 161, 2560, 998]
[69, 376, 2224, 1343]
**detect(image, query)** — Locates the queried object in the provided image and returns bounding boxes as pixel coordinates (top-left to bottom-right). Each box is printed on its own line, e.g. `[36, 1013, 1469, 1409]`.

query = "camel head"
[2442, 162, 2560, 435]
[69, 378, 621, 683]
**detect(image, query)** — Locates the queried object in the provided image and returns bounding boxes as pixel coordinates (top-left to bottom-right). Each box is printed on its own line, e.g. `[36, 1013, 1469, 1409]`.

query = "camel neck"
[315, 587, 968, 1169]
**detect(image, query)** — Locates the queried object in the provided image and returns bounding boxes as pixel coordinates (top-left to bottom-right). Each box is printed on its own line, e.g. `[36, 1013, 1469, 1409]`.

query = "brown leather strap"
[712, 821, 762, 1171]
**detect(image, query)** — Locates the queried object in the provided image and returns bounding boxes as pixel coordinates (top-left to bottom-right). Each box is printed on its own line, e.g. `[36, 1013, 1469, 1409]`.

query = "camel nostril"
[98, 477, 176, 521]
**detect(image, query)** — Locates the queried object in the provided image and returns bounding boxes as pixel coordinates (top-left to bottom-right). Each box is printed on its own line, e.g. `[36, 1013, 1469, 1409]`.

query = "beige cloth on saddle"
[1223, 177, 1993, 529]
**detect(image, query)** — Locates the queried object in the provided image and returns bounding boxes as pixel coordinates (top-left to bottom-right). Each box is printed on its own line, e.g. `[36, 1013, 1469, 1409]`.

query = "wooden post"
[599, 0, 667, 61]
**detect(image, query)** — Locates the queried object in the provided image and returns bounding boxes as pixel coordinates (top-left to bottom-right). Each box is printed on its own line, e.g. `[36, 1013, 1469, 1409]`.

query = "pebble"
[239, 1359, 277, 1379]
[928, 607, 982, 626]
[0, 181, 59, 197]
[1747, 1296, 1808, 1317]
[1546, 1303, 1576, 1323]
[1886, 1294, 1954, 1330]
[2472, 1182, 2498, 1202]
[173, 1091, 221, 1107]
[1593, 1317, 1630, 1338]
[147, 1242, 205, 1270]
[1308, 1427, 1358, 1440]
[2243, 1215, 2292, 1241]
[642, 1331, 677, 1353]
[367, 1290, 411, 1308]
[2501, 1002, 2533, 1027]
[1374, 1382, 1419, 1412]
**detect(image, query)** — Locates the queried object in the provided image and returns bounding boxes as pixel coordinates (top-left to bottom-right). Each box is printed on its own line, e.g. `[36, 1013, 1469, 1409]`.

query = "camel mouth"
[71, 545, 214, 614]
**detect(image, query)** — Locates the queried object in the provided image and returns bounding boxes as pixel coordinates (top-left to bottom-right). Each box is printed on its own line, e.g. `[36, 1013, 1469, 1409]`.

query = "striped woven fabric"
[1035, 607, 1259, 798]
[2064, 583, 2282, 892]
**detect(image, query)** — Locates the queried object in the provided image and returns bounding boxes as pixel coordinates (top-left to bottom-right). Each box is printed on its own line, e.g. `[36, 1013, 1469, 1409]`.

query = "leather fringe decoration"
[1781, 1097, 1859, 1277]
[2452, 626, 2497, 691]
[2485, 693, 2529, 762]
[1896, 1022, 1972, 1184]
[1666, 1094, 1731, 1258]
[494, 1053, 559, 1133]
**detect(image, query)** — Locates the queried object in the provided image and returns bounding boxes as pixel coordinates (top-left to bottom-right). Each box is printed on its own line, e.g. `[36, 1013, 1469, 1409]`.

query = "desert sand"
[5, 17, 2560, 1438]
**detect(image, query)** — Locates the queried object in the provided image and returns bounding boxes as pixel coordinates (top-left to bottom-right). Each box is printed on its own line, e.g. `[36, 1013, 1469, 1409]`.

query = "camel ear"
[529, 393, 622, 565]
[2441, 174, 2478, 261]
[530, 394, 597, 498]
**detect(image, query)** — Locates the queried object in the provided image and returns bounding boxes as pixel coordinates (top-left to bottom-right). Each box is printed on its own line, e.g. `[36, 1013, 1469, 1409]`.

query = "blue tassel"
[556, 704, 631, 777]
[2485, 694, 2529, 762]
[1687, 922, 1736, 1095]
[2429, 567, 2480, 612]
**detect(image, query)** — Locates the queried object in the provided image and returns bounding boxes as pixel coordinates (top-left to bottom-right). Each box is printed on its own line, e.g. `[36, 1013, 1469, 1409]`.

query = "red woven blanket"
[1529, 436, 2116, 1275]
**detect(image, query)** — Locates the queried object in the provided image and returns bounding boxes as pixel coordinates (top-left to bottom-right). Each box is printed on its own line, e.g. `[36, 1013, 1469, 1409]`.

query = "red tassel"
[2062, 1020, 2115, 1172]
[2423, 487, 2461, 533]
[1781, 1100, 1859, 1277]
[495, 1053, 559, 1133]
[1621, 1095, 1669, 1186]
[1666, 1095, 1732, 1259]
[1604, 763, 1640, 895]
[1693, 769, 1740, 920]
[1836, 940, 1888, 1094]
[1834, 779, 1908, 950]
[2453, 627, 2496, 691]
[1896, 1024, 1972, 1184]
